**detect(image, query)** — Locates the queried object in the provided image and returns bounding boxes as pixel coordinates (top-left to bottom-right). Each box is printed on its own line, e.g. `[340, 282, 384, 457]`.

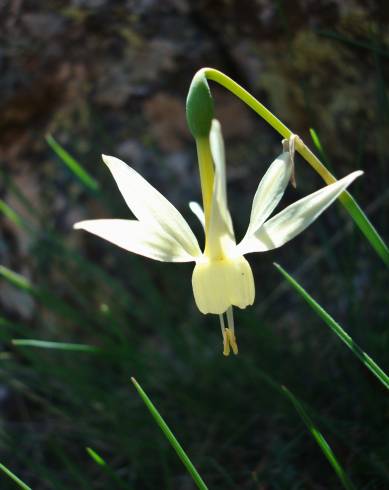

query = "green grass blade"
[0, 200, 29, 230]
[0, 462, 32, 490]
[339, 190, 389, 266]
[0, 266, 32, 292]
[0, 266, 97, 326]
[309, 126, 388, 266]
[12, 339, 100, 353]
[131, 378, 208, 490]
[282, 386, 356, 490]
[309, 128, 331, 169]
[86, 447, 129, 490]
[309, 127, 325, 158]
[86, 447, 106, 466]
[46, 134, 99, 191]
[274, 263, 389, 391]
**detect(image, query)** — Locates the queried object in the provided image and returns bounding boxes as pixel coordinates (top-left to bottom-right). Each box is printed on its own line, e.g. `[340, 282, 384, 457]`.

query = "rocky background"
[2, 0, 388, 314]
[2, 0, 388, 263]
[0, 1, 388, 489]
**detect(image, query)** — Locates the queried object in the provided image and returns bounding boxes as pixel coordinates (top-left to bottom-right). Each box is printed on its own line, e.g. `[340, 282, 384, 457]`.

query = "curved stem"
[203, 68, 335, 184]
[201, 67, 389, 265]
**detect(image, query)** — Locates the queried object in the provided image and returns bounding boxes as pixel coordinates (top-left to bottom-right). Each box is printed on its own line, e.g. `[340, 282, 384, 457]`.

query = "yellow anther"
[222, 334, 231, 356]
[225, 328, 238, 355]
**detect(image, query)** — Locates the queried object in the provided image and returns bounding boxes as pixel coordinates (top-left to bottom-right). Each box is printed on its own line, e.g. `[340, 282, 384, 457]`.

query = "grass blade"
[274, 263, 389, 391]
[0, 266, 95, 325]
[0, 200, 29, 230]
[12, 339, 100, 353]
[309, 128, 331, 169]
[309, 126, 388, 266]
[86, 448, 129, 490]
[131, 377, 208, 490]
[282, 386, 356, 490]
[0, 266, 31, 292]
[339, 190, 389, 266]
[0, 462, 32, 490]
[86, 447, 106, 466]
[46, 134, 99, 191]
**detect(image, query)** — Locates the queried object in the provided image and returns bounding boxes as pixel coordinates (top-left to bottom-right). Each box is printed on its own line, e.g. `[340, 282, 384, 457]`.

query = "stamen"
[219, 314, 230, 356]
[226, 307, 238, 355]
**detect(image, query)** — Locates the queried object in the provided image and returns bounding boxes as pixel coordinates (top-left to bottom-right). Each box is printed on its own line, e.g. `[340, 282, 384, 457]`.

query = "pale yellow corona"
[74, 120, 362, 356]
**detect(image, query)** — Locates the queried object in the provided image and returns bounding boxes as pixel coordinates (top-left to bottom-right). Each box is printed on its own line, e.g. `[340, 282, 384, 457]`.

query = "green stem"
[203, 68, 333, 182]
[201, 67, 389, 265]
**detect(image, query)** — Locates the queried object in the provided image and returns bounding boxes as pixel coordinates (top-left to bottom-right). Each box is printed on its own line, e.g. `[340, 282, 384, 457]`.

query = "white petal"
[209, 120, 228, 208]
[244, 150, 292, 238]
[102, 155, 201, 258]
[206, 120, 235, 258]
[238, 171, 363, 254]
[74, 219, 197, 262]
[189, 201, 205, 229]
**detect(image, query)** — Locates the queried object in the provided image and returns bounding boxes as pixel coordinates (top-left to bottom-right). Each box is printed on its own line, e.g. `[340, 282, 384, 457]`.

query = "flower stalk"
[199, 67, 388, 265]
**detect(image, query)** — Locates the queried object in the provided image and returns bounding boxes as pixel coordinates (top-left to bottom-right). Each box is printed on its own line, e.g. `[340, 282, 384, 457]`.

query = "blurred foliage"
[1, 0, 389, 489]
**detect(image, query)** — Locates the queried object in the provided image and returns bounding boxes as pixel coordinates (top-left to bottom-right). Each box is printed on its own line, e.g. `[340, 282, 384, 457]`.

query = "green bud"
[186, 70, 214, 138]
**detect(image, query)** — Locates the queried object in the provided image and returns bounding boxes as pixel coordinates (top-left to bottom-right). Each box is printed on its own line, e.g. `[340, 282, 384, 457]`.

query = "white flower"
[74, 120, 362, 356]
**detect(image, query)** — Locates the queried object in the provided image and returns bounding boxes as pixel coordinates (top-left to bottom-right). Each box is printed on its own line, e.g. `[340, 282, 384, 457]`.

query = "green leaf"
[339, 190, 389, 266]
[0, 266, 32, 292]
[0, 266, 94, 325]
[274, 263, 389, 391]
[309, 128, 331, 168]
[46, 134, 99, 191]
[308, 128, 388, 266]
[131, 377, 208, 490]
[12, 339, 100, 353]
[0, 462, 32, 490]
[282, 386, 356, 490]
[85, 447, 130, 490]
[0, 200, 28, 230]
[86, 447, 106, 467]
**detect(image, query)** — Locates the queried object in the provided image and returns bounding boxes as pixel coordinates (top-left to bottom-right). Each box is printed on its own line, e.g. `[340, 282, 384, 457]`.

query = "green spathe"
[186, 70, 214, 138]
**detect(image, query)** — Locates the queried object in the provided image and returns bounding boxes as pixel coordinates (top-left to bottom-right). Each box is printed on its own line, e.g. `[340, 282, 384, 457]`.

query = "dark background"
[0, 1, 388, 489]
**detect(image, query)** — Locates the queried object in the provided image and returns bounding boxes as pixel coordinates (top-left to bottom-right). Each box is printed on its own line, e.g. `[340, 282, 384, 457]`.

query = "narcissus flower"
[74, 120, 362, 356]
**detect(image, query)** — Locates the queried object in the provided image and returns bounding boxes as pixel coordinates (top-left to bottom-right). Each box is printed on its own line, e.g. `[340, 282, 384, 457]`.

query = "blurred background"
[1, 0, 388, 488]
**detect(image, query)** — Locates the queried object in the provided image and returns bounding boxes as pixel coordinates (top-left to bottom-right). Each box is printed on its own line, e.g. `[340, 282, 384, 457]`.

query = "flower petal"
[244, 149, 292, 239]
[74, 219, 197, 262]
[206, 120, 235, 258]
[102, 155, 201, 258]
[238, 171, 363, 254]
[189, 201, 205, 229]
[192, 256, 255, 314]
